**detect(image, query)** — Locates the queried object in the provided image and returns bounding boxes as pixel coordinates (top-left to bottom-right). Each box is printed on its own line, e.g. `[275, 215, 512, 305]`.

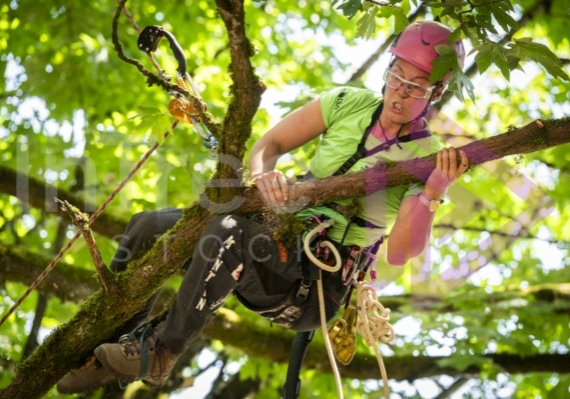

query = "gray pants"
[110, 209, 344, 355]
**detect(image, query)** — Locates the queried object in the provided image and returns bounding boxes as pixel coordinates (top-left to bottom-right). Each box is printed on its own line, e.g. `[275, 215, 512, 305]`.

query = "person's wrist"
[422, 187, 441, 201]
[418, 192, 443, 212]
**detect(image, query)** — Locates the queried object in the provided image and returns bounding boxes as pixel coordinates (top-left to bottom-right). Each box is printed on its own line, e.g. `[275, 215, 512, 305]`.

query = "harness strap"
[330, 102, 383, 177]
[281, 330, 315, 399]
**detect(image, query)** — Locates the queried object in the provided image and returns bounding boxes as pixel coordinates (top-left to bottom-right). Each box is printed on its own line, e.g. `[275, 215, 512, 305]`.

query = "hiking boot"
[57, 354, 117, 394]
[94, 330, 178, 386]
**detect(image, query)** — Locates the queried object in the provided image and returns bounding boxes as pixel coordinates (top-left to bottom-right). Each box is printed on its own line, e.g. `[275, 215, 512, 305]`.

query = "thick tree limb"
[213, 117, 570, 214]
[212, 0, 265, 183]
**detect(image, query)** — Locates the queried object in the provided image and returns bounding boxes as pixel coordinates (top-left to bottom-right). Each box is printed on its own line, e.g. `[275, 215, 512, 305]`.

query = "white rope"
[302, 220, 395, 399]
[355, 282, 394, 399]
[316, 273, 344, 399]
[302, 220, 344, 399]
[302, 221, 342, 273]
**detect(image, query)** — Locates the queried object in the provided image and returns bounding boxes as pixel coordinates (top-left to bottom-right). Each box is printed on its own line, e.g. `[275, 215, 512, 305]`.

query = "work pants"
[109, 209, 345, 355]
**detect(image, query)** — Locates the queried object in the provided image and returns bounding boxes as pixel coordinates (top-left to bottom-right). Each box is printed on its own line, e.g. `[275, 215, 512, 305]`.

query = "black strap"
[332, 102, 432, 176]
[331, 102, 384, 176]
[282, 330, 315, 399]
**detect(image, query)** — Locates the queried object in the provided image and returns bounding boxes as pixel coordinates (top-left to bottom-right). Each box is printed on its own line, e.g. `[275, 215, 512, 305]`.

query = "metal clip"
[296, 280, 311, 300]
[341, 246, 363, 285]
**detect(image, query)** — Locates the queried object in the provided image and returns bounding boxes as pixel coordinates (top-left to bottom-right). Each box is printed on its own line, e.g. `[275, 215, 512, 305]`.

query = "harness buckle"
[296, 280, 311, 301]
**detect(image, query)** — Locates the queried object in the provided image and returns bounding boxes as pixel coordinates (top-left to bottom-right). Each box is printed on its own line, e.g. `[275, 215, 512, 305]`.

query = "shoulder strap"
[331, 101, 384, 176]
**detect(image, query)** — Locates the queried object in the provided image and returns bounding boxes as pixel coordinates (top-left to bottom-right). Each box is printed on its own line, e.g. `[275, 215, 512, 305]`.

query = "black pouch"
[254, 279, 312, 329]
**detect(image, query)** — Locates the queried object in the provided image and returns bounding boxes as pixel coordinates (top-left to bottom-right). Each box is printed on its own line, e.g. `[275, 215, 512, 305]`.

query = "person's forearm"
[387, 194, 436, 265]
[248, 139, 282, 178]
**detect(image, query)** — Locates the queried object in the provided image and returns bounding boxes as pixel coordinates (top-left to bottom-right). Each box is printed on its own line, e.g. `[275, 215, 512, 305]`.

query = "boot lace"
[117, 322, 173, 383]
[118, 323, 155, 380]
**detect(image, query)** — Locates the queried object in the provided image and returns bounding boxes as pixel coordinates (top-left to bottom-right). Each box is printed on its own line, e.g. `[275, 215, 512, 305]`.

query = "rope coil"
[356, 282, 394, 399]
[303, 220, 394, 399]
[356, 283, 394, 346]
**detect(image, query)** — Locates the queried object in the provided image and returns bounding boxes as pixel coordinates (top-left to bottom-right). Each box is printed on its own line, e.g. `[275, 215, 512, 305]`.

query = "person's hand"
[252, 170, 289, 207]
[424, 147, 469, 199]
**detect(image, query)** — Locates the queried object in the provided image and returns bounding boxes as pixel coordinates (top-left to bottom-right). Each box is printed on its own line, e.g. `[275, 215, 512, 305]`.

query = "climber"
[57, 20, 469, 394]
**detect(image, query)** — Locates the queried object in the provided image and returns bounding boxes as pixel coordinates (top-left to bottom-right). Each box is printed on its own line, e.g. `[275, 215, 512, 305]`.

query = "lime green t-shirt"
[296, 86, 442, 247]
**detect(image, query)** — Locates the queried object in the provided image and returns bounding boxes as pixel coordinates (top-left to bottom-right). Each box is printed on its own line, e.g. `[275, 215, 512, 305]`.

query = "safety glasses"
[383, 70, 435, 99]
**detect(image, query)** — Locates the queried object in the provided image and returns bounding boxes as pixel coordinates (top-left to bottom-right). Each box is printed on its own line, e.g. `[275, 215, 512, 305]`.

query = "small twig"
[55, 199, 110, 291]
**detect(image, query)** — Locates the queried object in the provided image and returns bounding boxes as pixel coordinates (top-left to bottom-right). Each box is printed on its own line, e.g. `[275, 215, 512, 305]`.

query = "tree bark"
[229, 118, 570, 214]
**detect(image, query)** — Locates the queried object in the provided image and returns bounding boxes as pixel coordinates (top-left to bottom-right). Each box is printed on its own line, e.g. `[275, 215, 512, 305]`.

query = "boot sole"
[57, 359, 117, 394]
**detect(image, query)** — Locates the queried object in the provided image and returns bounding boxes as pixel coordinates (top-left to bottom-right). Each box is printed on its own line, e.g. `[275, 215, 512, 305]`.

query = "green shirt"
[296, 86, 442, 247]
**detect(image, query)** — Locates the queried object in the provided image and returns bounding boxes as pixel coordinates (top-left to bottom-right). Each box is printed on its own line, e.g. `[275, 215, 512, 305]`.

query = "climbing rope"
[0, 131, 172, 327]
[301, 221, 344, 397]
[0, 4, 207, 327]
[356, 282, 394, 399]
[302, 220, 394, 399]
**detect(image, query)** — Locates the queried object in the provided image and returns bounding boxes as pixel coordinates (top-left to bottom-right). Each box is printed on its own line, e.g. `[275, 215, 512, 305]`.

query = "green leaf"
[431, 44, 460, 82]
[152, 114, 174, 144]
[355, 8, 376, 39]
[474, 42, 510, 78]
[448, 68, 475, 102]
[377, 6, 408, 34]
[510, 38, 569, 81]
[488, 2, 517, 32]
[128, 106, 172, 143]
[335, 0, 362, 20]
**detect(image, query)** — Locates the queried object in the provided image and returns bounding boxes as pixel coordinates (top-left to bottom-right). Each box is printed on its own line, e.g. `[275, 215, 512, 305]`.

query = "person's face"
[382, 58, 437, 125]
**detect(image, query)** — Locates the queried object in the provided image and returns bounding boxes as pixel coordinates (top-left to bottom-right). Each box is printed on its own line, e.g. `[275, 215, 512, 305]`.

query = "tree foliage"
[1, 0, 569, 398]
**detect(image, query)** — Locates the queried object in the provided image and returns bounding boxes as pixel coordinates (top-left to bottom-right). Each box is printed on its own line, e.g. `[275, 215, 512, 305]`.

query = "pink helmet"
[389, 20, 465, 81]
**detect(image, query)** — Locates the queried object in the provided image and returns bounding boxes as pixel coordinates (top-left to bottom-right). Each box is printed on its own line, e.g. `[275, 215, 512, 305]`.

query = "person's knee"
[129, 210, 159, 227]
[207, 215, 245, 234]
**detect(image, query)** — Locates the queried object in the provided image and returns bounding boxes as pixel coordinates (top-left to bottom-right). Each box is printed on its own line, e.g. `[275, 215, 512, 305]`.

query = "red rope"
[0, 4, 177, 328]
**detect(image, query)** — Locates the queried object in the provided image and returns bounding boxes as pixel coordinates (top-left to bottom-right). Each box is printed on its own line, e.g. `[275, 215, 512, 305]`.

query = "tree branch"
[224, 117, 570, 214]
[213, 0, 265, 180]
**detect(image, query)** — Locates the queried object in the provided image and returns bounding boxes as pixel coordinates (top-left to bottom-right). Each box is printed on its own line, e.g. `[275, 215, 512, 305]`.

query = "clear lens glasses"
[383, 70, 434, 99]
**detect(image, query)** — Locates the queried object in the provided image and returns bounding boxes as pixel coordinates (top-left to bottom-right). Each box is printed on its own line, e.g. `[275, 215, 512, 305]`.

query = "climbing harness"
[0, 5, 211, 327]
[282, 99, 401, 399]
[294, 218, 393, 399]
[298, 219, 394, 399]
[255, 216, 339, 329]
